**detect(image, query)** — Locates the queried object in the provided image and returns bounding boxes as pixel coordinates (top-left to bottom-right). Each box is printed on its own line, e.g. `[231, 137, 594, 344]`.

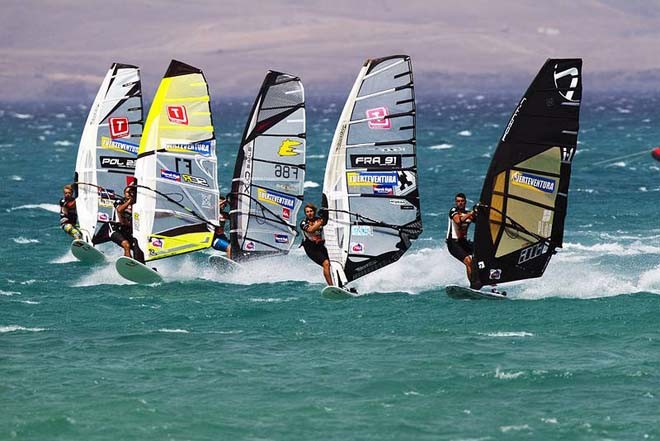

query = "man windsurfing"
[446, 192, 481, 289]
[300, 203, 333, 286]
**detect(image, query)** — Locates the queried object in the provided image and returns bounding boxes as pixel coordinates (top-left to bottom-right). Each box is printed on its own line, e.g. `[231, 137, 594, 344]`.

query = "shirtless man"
[446, 192, 481, 289]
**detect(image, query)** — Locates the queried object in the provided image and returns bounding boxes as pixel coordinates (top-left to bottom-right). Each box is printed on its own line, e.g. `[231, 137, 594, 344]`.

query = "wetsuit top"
[113, 197, 133, 235]
[300, 216, 324, 244]
[446, 207, 472, 240]
[59, 197, 78, 225]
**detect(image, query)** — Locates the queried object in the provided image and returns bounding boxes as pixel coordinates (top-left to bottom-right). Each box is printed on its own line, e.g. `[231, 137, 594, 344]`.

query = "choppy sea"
[1, 90, 659, 440]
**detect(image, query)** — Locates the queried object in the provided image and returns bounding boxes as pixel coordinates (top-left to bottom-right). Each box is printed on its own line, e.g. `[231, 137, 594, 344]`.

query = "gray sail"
[322, 55, 422, 287]
[230, 71, 305, 261]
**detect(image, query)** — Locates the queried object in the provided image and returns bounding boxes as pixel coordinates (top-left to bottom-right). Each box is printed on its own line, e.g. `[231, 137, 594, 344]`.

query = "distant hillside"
[2, 0, 660, 101]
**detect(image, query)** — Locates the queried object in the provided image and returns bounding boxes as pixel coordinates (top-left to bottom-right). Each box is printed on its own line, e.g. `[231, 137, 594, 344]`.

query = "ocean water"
[1, 92, 659, 440]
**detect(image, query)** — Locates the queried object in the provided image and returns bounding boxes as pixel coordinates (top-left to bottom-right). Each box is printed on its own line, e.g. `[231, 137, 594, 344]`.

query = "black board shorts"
[446, 238, 473, 262]
[302, 240, 329, 266]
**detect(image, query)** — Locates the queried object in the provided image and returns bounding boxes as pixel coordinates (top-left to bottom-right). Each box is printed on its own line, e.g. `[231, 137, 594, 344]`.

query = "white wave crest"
[0, 290, 20, 296]
[158, 328, 189, 334]
[11, 203, 60, 213]
[429, 143, 454, 150]
[12, 237, 40, 244]
[481, 332, 534, 337]
[458, 130, 472, 136]
[495, 367, 525, 380]
[0, 325, 46, 333]
[54, 140, 74, 146]
[11, 113, 33, 119]
[304, 181, 320, 188]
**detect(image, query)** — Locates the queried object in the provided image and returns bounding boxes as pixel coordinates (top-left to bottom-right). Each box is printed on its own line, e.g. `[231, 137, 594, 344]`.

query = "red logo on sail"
[109, 117, 130, 138]
[351, 243, 365, 253]
[366, 107, 391, 129]
[167, 105, 189, 125]
[282, 207, 291, 220]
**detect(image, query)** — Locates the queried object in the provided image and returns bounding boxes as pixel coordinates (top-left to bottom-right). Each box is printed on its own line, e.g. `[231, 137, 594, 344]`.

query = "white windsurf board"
[321, 285, 359, 299]
[115, 256, 162, 284]
[208, 255, 242, 271]
[70, 239, 106, 264]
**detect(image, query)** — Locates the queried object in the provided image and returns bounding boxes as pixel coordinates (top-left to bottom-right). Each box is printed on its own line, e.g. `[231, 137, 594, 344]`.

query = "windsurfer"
[300, 203, 333, 286]
[110, 185, 144, 263]
[446, 193, 481, 289]
[212, 197, 232, 258]
[59, 184, 82, 240]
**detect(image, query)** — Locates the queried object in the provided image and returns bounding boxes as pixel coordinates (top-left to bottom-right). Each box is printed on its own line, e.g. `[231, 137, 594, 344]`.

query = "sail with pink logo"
[73, 63, 143, 245]
[322, 55, 423, 288]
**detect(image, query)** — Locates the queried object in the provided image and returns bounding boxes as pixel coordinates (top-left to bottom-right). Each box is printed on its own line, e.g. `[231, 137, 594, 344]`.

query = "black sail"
[473, 59, 582, 286]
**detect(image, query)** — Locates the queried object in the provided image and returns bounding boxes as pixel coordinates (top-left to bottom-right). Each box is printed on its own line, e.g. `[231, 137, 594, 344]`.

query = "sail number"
[274, 164, 298, 179]
[175, 158, 192, 174]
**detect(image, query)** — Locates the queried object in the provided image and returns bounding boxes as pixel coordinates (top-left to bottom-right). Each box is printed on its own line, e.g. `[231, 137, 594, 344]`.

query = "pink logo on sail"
[366, 107, 391, 129]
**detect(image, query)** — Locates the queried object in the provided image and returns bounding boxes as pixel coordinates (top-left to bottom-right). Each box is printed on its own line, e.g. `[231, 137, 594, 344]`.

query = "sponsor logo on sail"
[489, 269, 502, 280]
[109, 117, 130, 138]
[282, 207, 291, 220]
[126, 176, 136, 187]
[256, 188, 296, 209]
[553, 64, 580, 102]
[97, 213, 109, 222]
[373, 185, 394, 195]
[164, 140, 213, 156]
[518, 243, 549, 264]
[347, 171, 398, 187]
[245, 241, 255, 251]
[181, 174, 209, 187]
[351, 242, 365, 254]
[161, 169, 181, 182]
[510, 171, 556, 193]
[98, 198, 114, 208]
[166, 105, 188, 125]
[150, 237, 164, 248]
[277, 139, 302, 156]
[101, 137, 138, 155]
[351, 225, 373, 236]
[100, 156, 136, 170]
[274, 234, 289, 244]
[350, 155, 401, 168]
[366, 107, 391, 129]
[501, 98, 526, 142]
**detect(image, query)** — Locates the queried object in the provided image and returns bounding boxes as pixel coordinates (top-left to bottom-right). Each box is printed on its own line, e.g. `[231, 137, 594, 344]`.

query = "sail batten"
[322, 55, 422, 287]
[473, 58, 582, 285]
[229, 71, 306, 261]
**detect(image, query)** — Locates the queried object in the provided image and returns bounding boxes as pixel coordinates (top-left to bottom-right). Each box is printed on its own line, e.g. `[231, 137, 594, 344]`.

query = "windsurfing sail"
[74, 63, 143, 243]
[133, 60, 219, 261]
[322, 55, 423, 287]
[229, 71, 305, 261]
[472, 58, 582, 286]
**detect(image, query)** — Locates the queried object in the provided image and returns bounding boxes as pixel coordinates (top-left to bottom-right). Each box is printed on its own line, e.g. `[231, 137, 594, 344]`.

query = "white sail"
[74, 63, 142, 243]
[322, 56, 422, 287]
